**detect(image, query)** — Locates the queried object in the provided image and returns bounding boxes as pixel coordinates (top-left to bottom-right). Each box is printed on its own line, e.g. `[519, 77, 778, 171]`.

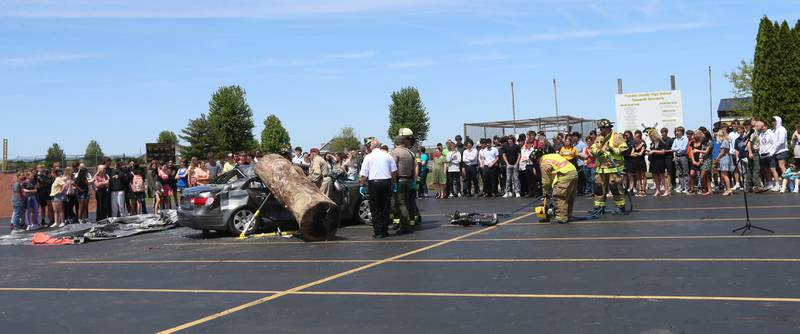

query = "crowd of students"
[8, 153, 260, 232]
[9, 116, 800, 232]
[418, 116, 800, 200]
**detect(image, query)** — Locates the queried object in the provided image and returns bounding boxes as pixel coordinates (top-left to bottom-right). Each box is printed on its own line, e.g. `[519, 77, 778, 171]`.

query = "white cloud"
[471, 21, 712, 45]
[0, 0, 443, 18]
[387, 60, 436, 68]
[0, 52, 101, 65]
[325, 51, 377, 59]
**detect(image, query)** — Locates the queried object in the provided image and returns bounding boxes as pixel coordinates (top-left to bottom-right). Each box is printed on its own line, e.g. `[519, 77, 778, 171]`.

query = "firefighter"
[538, 153, 578, 223]
[589, 119, 628, 213]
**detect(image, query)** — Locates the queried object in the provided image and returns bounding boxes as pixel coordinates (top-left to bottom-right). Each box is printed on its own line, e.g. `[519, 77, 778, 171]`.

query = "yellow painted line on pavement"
[162, 233, 800, 247]
[3, 287, 800, 304]
[291, 290, 800, 303]
[509, 217, 797, 225]
[155, 212, 534, 334]
[0, 287, 279, 294]
[57, 257, 800, 265]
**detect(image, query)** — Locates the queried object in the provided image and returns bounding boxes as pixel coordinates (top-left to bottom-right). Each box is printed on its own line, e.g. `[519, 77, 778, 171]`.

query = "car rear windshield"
[213, 170, 243, 184]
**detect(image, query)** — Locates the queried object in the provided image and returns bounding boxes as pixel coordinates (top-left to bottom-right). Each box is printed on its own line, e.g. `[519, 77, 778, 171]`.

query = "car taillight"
[191, 196, 214, 206]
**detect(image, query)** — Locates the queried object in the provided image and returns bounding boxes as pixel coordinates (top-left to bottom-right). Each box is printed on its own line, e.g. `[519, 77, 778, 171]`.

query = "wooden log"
[254, 154, 339, 241]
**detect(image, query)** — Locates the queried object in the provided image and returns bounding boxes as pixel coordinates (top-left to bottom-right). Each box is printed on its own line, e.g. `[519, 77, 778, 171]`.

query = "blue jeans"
[583, 166, 595, 194]
[10, 200, 25, 230]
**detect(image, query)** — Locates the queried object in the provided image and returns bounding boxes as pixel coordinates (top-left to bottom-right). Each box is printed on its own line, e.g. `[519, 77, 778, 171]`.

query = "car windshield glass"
[213, 170, 242, 184]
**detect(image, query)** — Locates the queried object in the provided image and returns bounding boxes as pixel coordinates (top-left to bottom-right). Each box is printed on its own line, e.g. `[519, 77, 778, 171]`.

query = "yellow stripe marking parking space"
[1, 287, 799, 304]
[161, 233, 800, 247]
[56, 258, 800, 265]
[155, 212, 534, 334]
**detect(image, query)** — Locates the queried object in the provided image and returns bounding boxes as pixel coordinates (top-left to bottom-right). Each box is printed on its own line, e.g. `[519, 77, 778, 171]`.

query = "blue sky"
[1, 0, 798, 158]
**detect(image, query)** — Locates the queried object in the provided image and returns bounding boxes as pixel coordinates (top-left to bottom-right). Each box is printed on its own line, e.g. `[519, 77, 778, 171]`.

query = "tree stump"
[254, 154, 339, 241]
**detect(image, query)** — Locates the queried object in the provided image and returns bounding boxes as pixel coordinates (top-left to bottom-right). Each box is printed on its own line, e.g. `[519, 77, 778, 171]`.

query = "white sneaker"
[780, 186, 786, 193]
[516, 193, 522, 198]
[57, 222, 66, 228]
[732, 184, 741, 191]
[503, 193, 511, 198]
[793, 188, 799, 193]
[771, 185, 781, 192]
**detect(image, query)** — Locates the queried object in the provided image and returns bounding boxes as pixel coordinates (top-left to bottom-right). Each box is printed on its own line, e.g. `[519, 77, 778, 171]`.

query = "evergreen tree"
[387, 86, 430, 144]
[207, 85, 256, 153]
[180, 114, 215, 159]
[752, 16, 777, 122]
[157, 130, 179, 145]
[329, 126, 360, 152]
[83, 140, 104, 166]
[45, 143, 65, 166]
[260, 115, 291, 154]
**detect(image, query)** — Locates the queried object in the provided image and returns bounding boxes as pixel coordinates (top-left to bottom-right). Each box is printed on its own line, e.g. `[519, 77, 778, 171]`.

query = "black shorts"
[37, 193, 50, 206]
[760, 155, 776, 169]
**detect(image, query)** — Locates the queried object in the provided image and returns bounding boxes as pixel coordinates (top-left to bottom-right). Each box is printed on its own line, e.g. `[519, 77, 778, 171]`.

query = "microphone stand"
[732, 131, 774, 235]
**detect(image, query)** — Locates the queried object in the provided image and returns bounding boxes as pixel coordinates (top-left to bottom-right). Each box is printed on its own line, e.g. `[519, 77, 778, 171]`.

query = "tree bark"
[254, 154, 339, 241]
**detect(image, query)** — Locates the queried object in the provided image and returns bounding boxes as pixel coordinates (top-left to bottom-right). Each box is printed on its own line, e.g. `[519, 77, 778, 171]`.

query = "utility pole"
[553, 78, 561, 133]
[511, 81, 517, 135]
[708, 66, 714, 125]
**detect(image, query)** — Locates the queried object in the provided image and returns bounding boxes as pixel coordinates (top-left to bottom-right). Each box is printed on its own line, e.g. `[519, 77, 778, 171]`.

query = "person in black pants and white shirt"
[359, 140, 398, 239]
[461, 139, 480, 196]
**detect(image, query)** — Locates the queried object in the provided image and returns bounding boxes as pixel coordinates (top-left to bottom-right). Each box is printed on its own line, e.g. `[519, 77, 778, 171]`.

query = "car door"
[246, 178, 294, 223]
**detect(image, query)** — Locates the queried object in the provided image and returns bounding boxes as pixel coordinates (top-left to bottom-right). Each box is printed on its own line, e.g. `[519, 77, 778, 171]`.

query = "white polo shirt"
[359, 149, 397, 181]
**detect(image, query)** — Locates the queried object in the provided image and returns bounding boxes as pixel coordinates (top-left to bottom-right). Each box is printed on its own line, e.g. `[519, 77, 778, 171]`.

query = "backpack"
[132, 175, 144, 192]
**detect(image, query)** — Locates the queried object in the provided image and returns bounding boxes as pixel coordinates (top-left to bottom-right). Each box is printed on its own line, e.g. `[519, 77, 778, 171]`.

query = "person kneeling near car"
[538, 153, 578, 224]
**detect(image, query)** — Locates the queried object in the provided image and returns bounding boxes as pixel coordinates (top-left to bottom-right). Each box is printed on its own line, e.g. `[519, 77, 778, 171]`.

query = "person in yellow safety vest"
[589, 118, 628, 213]
[539, 153, 578, 223]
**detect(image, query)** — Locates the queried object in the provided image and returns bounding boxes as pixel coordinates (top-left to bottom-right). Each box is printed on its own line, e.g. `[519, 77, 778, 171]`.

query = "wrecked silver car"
[177, 165, 370, 236]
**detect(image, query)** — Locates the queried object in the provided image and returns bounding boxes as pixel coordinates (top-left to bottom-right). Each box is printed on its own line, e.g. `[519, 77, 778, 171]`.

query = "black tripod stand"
[732, 157, 774, 235]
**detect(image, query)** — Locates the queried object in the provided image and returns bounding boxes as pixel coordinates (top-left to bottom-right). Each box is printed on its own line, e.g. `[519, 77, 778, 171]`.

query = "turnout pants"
[368, 179, 392, 236]
[392, 178, 415, 231]
[593, 172, 625, 208]
[553, 171, 578, 222]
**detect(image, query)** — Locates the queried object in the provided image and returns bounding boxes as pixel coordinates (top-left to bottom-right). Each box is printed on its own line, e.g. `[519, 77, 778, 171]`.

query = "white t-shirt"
[759, 130, 776, 156]
[480, 147, 499, 167]
[520, 145, 534, 169]
[446, 151, 462, 172]
[359, 149, 397, 181]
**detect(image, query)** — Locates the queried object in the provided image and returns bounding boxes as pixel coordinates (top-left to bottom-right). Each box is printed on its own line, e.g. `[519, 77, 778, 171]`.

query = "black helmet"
[597, 119, 614, 129]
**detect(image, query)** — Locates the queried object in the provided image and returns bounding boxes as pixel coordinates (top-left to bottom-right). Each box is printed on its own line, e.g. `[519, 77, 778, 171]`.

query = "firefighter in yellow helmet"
[538, 153, 578, 223]
[589, 119, 628, 213]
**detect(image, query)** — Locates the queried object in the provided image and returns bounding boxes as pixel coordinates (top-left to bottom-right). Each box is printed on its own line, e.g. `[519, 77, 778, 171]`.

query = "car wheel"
[358, 199, 372, 226]
[227, 207, 256, 236]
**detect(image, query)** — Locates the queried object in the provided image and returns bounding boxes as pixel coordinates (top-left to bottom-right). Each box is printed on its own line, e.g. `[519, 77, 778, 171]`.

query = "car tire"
[227, 207, 256, 236]
[357, 199, 372, 226]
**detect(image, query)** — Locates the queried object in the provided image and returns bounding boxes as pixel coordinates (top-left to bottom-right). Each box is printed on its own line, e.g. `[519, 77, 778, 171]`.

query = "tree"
[387, 86, 430, 144]
[180, 113, 215, 159]
[157, 130, 179, 145]
[752, 16, 800, 129]
[83, 140, 104, 166]
[724, 59, 754, 116]
[207, 85, 256, 153]
[260, 114, 291, 154]
[329, 126, 360, 152]
[45, 143, 65, 166]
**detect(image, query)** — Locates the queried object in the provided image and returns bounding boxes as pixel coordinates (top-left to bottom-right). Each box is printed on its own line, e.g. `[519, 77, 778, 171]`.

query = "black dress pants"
[368, 179, 392, 236]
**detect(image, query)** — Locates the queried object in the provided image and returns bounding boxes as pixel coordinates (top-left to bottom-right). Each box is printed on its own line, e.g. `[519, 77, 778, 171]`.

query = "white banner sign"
[615, 90, 683, 133]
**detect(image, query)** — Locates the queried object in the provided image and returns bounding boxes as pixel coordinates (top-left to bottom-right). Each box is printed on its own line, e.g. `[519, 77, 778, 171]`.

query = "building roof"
[717, 97, 752, 119]
[464, 115, 595, 129]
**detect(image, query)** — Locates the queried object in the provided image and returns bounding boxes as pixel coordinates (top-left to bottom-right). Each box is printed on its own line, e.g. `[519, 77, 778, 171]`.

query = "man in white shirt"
[461, 139, 480, 196]
[757, 121, 780, 191]
[359, 139, 398, 238]
[671, 126, 690, 193]
[480, 139, 500, 197]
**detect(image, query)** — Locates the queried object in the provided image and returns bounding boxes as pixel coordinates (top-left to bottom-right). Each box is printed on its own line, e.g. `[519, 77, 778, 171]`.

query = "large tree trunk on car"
[254, 154, 339, 241]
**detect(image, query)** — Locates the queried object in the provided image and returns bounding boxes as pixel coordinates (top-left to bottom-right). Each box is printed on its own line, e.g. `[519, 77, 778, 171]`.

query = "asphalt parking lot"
[1, 193, 800, 333]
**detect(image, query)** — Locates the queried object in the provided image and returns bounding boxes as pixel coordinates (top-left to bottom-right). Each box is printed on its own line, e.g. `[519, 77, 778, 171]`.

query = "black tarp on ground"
[0, 210, 178, 246]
